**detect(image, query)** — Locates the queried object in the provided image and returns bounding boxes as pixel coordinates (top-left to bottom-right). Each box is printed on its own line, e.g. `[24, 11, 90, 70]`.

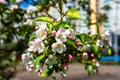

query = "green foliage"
[108, 47, 112, 55]
[66, 39, 77, 49]
[29, 32, 36, 41]
[65, 9, 81, 19]
[34, 55, 45, 69]
[35, 16, 53, 23]
[91, 44, 99, 53]
[40, 69, 48, 77]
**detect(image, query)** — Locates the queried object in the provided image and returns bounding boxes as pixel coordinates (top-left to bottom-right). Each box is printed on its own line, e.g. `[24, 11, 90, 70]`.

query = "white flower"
[26, 61, 34, 71]
[24, 19, 33, 25]
[27, 9, 33, 14]
[82, 52, 88, 60]
[21, 53, 28, 63]
[96, 40, 101, 46]
[24, 14, 31, 19]
[36, 22, 47, 29]
[52, 42, 66, 53]
[21, 52, 33, 63]
[55, 28, 67, 42]
[35, 65, 43, 72]
[96, 62, 100, 67]
[45, 55, 57, 65]
[104, 30, 110, 37]
[66, 28, 75, 37]
[28, 38, 44, 53]
[109, 41, 112, 46]
[36, 28, 47, 40]
[9, 4, 18, 11]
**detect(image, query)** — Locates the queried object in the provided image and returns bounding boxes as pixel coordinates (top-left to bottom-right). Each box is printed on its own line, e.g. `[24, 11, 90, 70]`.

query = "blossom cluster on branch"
[22, 8, 112, 78]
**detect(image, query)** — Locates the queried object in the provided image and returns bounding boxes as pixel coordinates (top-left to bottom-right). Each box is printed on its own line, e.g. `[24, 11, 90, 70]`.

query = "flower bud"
[65, 63, 69, 69]
[87, 30, 91, 34]
[90, 53, 94, 57]
[76, 43, 81, 47]
[52, 30, 56, 36]
[35, 26, 39, 31]
[68, 54, 73, 60]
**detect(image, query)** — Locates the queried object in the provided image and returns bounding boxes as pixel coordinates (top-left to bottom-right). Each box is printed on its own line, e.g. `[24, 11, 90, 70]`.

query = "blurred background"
[0, 0, 120, 80]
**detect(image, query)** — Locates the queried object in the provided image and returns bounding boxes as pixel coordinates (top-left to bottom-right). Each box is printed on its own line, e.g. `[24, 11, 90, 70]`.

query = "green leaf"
[58, 0, 63, 11]
[91, 34, 98, 41]
[29, 32, 36, 41]
[91, 44, 99, 53]
[77, 33, 86, 43]
[64, 25, 72, 28]
[53, 21, 60, 26]
[108, 47, 112, 55]
[34, 55, 45, 69]
[65, 9, 81, 19]
[40, 69, 48, 77]
[35, 16, 52, 23]
[43, 46, 49, 53]
[58, 22, 68, 28]
[47, 23, 53, 31]
[66, 39, 77, 49]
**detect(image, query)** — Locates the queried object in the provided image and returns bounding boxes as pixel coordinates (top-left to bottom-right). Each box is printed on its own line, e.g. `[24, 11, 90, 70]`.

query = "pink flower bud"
[91, 53, 94, 57]
[52, 30, 56, 36]
[65, 63, 69, 69]
[37, 71, 41, 76]
[38, 50, 43, 54]
[76, 43, 81, 47]
[68, 54, 73, 60]
[30, 64, 34, 68]
[87, 30, 91, 34]
[35, 26, 39, 31]
[92, 59, 96, 62]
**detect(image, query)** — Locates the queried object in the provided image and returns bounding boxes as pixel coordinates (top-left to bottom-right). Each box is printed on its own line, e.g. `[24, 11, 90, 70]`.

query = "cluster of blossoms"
[22, 22, 76, 76]
[22, 19, 112, 76]
[21, 6, 112, 77]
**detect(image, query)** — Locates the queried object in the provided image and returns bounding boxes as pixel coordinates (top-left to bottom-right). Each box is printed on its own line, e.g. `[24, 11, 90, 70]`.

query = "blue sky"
[20, 0, 35, 10]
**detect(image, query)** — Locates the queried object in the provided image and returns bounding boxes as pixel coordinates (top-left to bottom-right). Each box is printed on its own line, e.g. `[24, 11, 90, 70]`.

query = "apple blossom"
[104, 30, 110, 37]
[28, 38, 44, 53]
[96, 39, 101, 46]
[55, 28, 67, 42]
[108, 41, 112, 46]
[82, 52, 88, 60]
[52, 42, 66, 53]
[36, 28, 47, 40]
[96, 62, 100, 67]
[66, 28, 75, 39]
[21, 52, 33, 63]
[26, 61, 34, 71]
[9, 4, 18, 11]
[45, 55, 57, 65]
[21, 53, 28, 63]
